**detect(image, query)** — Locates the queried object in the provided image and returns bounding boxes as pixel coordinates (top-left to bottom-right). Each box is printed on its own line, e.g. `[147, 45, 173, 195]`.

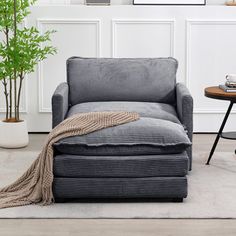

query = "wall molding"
[186, 19, 236, 114]
[112, 19, 175, 58]
[37, 18, 101, 113]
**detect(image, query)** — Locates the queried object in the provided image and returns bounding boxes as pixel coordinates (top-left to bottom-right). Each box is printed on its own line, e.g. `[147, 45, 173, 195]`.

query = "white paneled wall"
[38, 19, 101, 112]
[112, 20, 175, 57]
[1, 5, 236, 132]
[186, 20, 236, 114]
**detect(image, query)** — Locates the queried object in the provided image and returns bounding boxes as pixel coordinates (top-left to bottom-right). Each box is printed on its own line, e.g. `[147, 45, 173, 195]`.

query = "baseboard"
[193, 132, 217, 134]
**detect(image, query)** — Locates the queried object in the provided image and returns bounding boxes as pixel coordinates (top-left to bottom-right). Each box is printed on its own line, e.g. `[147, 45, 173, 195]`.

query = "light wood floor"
[1, 134, 236, 236]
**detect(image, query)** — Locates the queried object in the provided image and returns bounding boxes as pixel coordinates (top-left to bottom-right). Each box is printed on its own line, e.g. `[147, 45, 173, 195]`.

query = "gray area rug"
[0, 151, 236, 218]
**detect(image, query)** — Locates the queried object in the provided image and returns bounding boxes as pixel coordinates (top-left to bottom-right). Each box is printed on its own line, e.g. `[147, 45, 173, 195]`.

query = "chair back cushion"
[67, 57, 178, 105]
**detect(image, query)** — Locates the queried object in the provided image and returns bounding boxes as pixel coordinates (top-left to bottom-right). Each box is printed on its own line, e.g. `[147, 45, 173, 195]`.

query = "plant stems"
[2, 27, 9, 120]
[7, 26, 13, 119]
[14, 78, 17, 120]
[1, 0, 56, 122]
[13, 0, 18, 121]
[2, 79, 9, 120]
[4, 27, 9, 120]
[9, 77, 13, 118]
[17, 73, 24, 120]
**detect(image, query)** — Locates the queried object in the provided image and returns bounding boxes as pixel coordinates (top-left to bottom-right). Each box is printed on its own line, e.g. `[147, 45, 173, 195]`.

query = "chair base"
[54, 197, 184, 203]
[53, 176, 187, 201]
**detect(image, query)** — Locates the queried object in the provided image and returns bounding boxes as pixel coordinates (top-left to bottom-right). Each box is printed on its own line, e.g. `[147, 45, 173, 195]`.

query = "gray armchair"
[52, 57, 193, 202]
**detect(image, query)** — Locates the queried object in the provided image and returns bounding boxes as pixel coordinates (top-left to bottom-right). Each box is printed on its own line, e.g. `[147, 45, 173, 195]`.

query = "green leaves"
[0, 0, 57, 121]
[0, 0, 36, 31]
[0, 0, 56, 80]
[0, 42, 13, 80]
[4, 27, 57, 78]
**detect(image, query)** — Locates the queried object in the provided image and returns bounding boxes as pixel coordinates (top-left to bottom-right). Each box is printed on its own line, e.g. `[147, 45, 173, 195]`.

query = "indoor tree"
[0, 0, 57, 122]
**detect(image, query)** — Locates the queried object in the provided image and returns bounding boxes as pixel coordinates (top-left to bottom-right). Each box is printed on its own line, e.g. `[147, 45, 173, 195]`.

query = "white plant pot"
[0, 120, 29, 148]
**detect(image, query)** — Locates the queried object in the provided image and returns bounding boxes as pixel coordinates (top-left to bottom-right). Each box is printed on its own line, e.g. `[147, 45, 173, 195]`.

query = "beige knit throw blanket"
[0, 111, 139, 209]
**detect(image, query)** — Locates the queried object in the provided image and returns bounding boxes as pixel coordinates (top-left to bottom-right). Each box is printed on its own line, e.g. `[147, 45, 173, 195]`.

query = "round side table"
[205, 86, 236, 165]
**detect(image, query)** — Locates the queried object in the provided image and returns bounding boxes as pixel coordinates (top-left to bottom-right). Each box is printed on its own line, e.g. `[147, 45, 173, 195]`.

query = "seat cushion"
[66, 101, 180, 124]
[53, 153, 188, 178]
[67, 57, 178, 105]
[54, 117, 191, 156]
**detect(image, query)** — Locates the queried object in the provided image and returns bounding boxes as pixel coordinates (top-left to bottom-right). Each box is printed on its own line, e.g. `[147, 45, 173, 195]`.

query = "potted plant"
[0, 0, 56, 148]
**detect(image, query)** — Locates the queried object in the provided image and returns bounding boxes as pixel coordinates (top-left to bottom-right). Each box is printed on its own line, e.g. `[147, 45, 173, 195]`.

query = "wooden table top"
[205, 86, 236, 101]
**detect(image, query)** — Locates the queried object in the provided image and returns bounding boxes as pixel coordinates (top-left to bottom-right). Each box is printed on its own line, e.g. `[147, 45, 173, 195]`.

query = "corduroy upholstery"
[53, 153, 189, 178]
[67, 57, 178, 105]
[54, 117, 191, 156]
[53, 177, 187, 199]
[67, 101, 180, 124]
[52, 57, 193, 202]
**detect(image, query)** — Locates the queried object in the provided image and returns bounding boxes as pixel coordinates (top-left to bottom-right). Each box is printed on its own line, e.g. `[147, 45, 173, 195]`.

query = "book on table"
[219, 84, 236, 93]
[225, 81, 236, 88]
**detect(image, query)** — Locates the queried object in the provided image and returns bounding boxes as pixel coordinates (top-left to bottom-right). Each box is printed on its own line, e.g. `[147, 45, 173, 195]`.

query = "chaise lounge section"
[52, 57, 193, 202]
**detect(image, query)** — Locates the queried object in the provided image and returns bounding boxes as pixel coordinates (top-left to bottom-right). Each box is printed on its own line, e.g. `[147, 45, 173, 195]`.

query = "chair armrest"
[176, 83, 193, 170]
[176, 83, 193, 140]
[52, 82, 69, 128]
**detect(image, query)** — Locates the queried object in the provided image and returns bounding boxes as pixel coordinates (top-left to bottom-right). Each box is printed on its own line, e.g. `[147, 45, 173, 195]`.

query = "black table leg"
[206, 101, 234, 165]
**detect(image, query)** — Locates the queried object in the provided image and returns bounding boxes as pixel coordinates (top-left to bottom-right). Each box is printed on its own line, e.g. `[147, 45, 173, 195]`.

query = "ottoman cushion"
[54, 117, 191, 155]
